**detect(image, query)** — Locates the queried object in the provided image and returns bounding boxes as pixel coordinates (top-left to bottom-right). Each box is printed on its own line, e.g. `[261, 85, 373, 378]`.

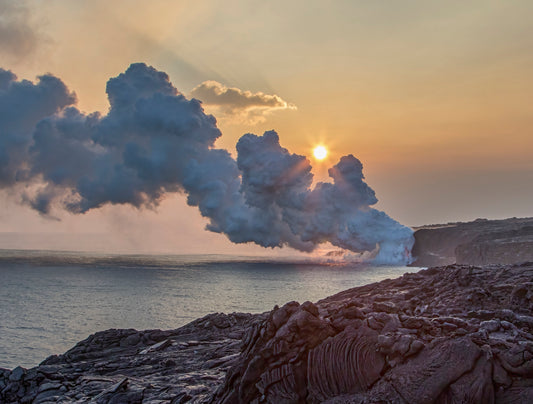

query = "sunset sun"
[313, 145, 328, 160]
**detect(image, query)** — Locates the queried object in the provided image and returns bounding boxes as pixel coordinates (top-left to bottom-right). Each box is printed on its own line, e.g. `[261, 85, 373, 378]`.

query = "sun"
[313, 145, 328, 160]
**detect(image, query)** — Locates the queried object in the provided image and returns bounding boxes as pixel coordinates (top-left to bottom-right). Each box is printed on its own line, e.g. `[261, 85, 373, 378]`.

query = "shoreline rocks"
[0, 312, 264, 403]
[2, 262, 533, 403]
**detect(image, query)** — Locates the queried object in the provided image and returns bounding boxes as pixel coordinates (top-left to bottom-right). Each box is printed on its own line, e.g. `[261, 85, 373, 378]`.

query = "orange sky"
[1, 0, 532, 254]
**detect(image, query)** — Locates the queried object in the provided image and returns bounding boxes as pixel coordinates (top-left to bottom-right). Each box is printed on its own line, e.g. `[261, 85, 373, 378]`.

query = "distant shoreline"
[410, 216, 533, 267]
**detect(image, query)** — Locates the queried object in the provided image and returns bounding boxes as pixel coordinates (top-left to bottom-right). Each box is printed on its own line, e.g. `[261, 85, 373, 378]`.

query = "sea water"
[0, 249, 421, 369]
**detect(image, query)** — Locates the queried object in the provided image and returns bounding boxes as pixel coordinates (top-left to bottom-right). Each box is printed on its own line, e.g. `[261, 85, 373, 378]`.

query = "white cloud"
[190, 80, 296, 124]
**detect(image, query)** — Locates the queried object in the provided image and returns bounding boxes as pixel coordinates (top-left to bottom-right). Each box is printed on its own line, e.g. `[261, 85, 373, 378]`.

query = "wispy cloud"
[190, 80, 296, 124]
[0, 0, 41, 62]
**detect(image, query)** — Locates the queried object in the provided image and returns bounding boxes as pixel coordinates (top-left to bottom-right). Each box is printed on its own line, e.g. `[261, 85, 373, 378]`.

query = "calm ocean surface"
[0, 249, 421, 369]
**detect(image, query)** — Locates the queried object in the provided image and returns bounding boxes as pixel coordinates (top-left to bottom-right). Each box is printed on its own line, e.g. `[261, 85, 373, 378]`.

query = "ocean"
[0, 249, 421, 369]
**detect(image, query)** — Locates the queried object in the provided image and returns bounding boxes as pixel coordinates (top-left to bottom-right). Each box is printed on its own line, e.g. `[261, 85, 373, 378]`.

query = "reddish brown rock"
[307, 325, 385, 402]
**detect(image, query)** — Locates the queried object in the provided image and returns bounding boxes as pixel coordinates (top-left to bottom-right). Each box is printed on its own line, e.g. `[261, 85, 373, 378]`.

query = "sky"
[1, 0, 532, 254]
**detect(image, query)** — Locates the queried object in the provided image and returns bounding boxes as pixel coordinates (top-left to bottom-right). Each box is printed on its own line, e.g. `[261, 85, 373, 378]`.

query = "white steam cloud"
[0, 63, 414, 264]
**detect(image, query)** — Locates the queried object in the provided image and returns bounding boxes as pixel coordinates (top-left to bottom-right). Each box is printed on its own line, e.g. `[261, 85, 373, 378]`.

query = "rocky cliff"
[411, 217, 533, 267]
[3, 262, 533, 403]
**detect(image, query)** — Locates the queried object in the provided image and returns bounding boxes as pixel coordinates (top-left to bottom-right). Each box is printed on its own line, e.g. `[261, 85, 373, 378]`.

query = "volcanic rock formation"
[0, 313, 264, 403]
[214, 262, 533, 403]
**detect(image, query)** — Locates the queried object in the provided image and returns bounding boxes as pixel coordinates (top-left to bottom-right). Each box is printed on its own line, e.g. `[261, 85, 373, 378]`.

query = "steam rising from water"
[0, 63, 413, 264]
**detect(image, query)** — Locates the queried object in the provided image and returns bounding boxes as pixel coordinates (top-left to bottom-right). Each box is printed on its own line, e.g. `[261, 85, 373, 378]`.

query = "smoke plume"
[0, 63, 414, 264]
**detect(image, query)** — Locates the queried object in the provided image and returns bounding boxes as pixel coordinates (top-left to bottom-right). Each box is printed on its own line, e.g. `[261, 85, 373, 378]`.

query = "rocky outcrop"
[214, 262, 533, 403]
[411, 217, 533, 267]
[0, 312, 264, 403]
[3, 262, 533, 403]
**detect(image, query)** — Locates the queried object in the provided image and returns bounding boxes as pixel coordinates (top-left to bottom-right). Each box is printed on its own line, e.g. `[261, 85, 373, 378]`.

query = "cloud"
[0, 0, 41, 61]
[1, 63, 413, 264]
[190, 80, 296, 124]
[0, 67, 76, 187]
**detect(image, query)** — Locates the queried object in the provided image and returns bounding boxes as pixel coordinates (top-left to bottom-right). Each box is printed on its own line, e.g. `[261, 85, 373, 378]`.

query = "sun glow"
[313, 145, 328, 160]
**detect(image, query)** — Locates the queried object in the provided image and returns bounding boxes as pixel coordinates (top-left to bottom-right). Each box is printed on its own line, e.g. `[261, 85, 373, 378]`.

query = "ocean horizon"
[0, 249, 421, 369]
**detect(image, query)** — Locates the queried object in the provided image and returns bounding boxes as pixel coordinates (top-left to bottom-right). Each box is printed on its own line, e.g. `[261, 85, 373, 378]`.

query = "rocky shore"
[0, 312, 265, 403]
[2, 262, 533, 403]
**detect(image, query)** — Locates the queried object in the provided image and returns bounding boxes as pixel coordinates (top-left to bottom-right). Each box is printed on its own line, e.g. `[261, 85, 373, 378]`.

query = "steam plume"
[0, 63, 413, 264]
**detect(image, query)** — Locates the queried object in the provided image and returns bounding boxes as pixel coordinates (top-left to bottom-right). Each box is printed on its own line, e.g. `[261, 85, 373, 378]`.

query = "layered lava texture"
[214, 262, 533, 403]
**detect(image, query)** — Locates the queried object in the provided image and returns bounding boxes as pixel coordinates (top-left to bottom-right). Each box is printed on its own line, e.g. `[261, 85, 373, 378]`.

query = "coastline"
[2, 262, 533, 403]
[0, 254, 417, 370]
